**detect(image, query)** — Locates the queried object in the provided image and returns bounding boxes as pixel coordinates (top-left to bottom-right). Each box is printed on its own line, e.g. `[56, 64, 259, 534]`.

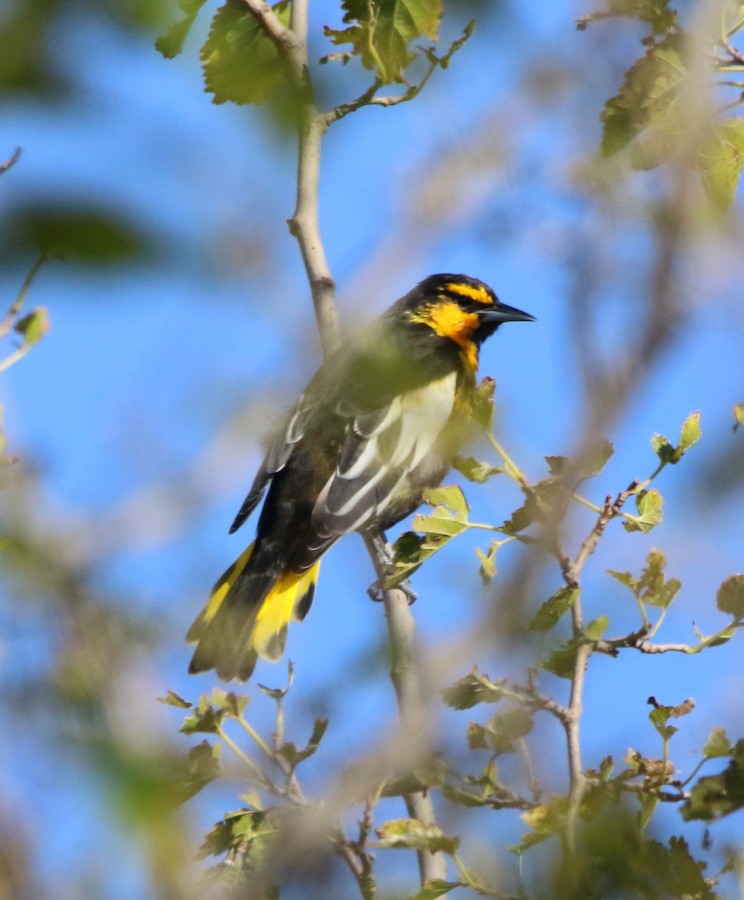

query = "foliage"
[580, 0, 744, 209]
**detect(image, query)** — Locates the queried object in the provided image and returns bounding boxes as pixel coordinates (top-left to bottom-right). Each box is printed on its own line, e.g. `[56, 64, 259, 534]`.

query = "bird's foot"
[367, 577, 417, 605]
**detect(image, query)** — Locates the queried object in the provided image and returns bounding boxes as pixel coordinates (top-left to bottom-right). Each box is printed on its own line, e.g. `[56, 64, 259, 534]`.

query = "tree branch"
[245, 0, 446, 887]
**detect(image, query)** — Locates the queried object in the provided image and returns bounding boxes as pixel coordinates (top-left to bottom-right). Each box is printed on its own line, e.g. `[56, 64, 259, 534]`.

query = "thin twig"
[0, 147, 22, 176]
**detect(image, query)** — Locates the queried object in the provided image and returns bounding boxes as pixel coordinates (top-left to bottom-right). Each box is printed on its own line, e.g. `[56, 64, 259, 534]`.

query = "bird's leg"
[365, 530, 417, 605]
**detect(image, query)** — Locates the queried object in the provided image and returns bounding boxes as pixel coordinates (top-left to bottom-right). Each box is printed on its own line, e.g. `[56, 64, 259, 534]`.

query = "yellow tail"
[187, 541, 320, 681]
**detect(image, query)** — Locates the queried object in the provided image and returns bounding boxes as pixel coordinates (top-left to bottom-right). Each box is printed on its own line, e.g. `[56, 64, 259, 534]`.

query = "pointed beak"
[480, 302, 536, 325]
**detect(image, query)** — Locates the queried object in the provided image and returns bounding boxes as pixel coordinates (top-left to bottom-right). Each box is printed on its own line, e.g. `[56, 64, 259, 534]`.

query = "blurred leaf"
[156, 0, 208, 58]
[703, 727, 732, 760]
[682, 740, 744, 822]
[181, 691, 245, 734]
[528, 587, 579, 632]
[14, 307, 50, 347]
[580, 438, 614, 478]
[639, 792, 658, 830]
[278, 718, 328, 767]
[199, 806, 273, 859]
[623, 489, 663, 533]
[698, 119, 744, 211]
[376, 818, 459, 854]
[325, 0, 443, 84]
[467, 708, 533, 755]
[158, 690, 192, 708]
[409, 879, 462, 899]
[716, 574, 744, 618]
[1, 203, 151, 263]
[440, 783, 490, 808]
[500, 493, 537, 535]
[648, 696, 694, 739]
[545, 455, 567, 476]
[201, 0, 292, 106]
[513, 796, 569, 853]
[441, 669, 507, 710]
[475, 541, 498, 583]
[578, 0, 678, 33]
[601, 38, 686, 157]
[733, 402, 744, 433]
[471, 376, 495, 431]
[453, 455, 501, 483]
[586, 614, 610, 640]
[179, 740, 222, 804]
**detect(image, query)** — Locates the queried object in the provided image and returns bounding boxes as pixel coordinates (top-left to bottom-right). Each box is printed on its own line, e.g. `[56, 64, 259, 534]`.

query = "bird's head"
[400, 274, 534, 368]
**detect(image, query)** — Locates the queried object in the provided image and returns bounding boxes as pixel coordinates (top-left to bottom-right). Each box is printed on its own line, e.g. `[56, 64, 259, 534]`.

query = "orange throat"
[409, 299, 480, 371]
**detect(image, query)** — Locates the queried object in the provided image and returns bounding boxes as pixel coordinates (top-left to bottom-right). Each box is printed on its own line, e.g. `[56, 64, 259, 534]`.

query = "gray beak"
[481, 302, 536, 325]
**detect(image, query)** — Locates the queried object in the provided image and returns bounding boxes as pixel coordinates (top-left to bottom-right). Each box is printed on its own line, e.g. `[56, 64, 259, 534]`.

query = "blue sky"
[2, 0, 744, 895]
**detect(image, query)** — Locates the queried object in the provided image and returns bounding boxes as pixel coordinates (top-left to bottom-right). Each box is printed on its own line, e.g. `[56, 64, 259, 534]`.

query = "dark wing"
[229, 398, 314, 534]
[292, 370, 459, 568]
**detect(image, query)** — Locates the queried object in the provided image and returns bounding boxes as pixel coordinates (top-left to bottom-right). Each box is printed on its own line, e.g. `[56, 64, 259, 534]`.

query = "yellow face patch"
[408, 300, 480, 370]
[444, 281, 493, 306]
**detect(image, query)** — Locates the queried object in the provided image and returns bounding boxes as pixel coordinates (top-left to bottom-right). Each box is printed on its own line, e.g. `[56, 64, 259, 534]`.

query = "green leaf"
[545, 455, 568, 476]
[467, 709, 533, 755]
[585, 614, 610, 641]
[180, 695, 224, 734]
[678, 411, 701, 454]
[279, 718, 328, 767]
[376, 818, 459, 854]
[325, 0, 443, 84]
[453, 455, 501, 483]
[199, 806, 273, 859]
[440, 783, 490, 808]
[201, 0, 292, 106]
[475, 542, 498, 584]
[157, 690, 192, 708]
[716, 574, 744, 618]
[698, 119, 744, 211]
[608, 568, 638, 592]
[155, 0, 208, 58]
[682, 740, 744, 821]
[14, 307, 50, 346]
[703, 727, 732, 760]
[412, 485, 470, 537]
[500, 494, 537, 535]
[639, 792, 658, 830]
[733, 402, 744, 433]
[623, 488, 663, 533]
[580, 438, 614, 478]
[471, 376, 496, 431]
[542, 641, 579, 679]
[528, 587, 579, 632]
[409, 879, 462, 900]
[441, 669, 506, 710]
[651, 433, 676, 463]
[2, 204, 150, 263]
[577, 0, 677, 34]
[601, 39, 687, 157]
[178, 740, 222, 803]
[422, 484, 469, 519]
[648, 696, 694, 739]
[513, 797, 569, 853]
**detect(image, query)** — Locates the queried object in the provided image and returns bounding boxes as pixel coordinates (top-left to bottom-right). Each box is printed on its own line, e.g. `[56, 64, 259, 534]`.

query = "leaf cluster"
[581, 0, 744, 209]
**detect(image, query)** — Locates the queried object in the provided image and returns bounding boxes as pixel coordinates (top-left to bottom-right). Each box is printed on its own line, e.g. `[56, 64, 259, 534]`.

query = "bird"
[187, 273, 534, 681]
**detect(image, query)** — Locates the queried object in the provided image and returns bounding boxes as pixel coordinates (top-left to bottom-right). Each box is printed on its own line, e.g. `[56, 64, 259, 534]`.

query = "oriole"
[188, 274, 534, 680]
